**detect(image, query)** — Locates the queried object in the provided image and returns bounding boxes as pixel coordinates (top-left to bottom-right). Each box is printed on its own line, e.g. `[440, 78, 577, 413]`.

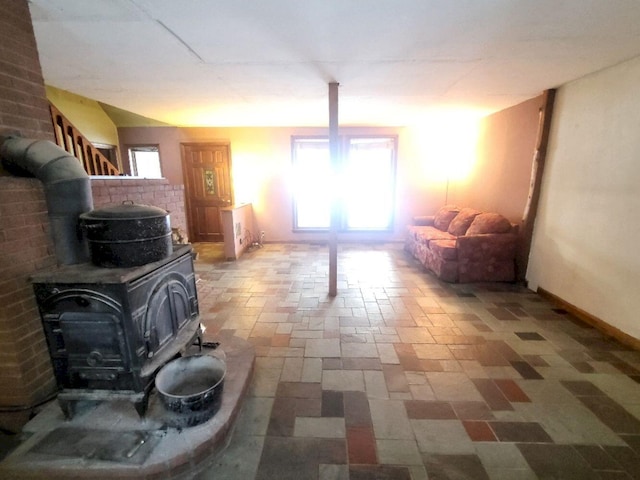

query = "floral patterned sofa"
[405, 205, 518, 283]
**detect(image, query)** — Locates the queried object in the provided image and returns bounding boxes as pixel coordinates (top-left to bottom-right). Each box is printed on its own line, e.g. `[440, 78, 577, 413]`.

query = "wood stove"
[31, 245, 200, 418]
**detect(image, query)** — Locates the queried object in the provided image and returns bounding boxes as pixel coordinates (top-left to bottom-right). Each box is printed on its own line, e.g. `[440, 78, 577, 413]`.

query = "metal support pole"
[328, 82, 339, 297]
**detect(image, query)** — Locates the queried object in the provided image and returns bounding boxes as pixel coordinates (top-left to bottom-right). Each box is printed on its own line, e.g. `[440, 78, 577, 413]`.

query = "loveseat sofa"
[405, 205, 518, 283]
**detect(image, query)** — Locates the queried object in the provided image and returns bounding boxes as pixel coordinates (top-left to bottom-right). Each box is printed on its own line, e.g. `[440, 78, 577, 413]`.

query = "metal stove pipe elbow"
[0, 136, 93, 265]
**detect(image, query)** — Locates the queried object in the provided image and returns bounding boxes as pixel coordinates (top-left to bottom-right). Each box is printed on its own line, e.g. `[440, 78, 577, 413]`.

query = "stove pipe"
[0, 136, 93, 265]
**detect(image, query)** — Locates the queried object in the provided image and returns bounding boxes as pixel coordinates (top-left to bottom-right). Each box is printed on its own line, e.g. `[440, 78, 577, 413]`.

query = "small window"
[128, 146, 163, 178]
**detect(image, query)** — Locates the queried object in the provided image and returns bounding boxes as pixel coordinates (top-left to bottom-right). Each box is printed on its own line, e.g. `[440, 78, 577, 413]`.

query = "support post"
[328, 82, 339, 297]
[517, 89, 556, 281]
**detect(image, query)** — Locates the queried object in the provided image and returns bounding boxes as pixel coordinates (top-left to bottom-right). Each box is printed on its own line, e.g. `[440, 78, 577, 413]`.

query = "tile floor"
[188, 242, 640, 480]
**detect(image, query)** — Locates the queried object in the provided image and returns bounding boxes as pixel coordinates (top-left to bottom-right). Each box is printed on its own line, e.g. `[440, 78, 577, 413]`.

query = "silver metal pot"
[155, 354, 226, 427]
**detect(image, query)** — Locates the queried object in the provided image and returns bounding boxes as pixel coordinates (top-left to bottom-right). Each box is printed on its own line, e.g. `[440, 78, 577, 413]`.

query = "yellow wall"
[46, 86, 119, 147]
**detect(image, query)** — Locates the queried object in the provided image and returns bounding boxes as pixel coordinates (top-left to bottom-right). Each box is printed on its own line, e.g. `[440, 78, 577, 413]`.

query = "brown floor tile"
[271, 334, 291, 347]
[573, 444, 625, 471]
[323, 358, 343, 370]
[515, 331, 546, 341]
[257, 436, 347, 480]
[462, 420, 498, 442]
[603, 446, 640, 479]
[61, 243, 640, 479]
[276, 382, 323, 399]
[419, 359, 444, 372]
[394, 343, 417, 356]
[448, 344, 479, 361]
[611, 361, 640, 375]
[267, 397, 297, 437]
[621, 434, 640, 455]
[321, 390, 344, 418]
[510, 360, 544, 379]
[404, 400, 457, 419]
[347, 426, 378, 465]
[382, 364, 410, 392]
[449, 313, 483, 322]
[397, 354, 424, 371]
[296, 398, 322, 417]
[522, 354, 550, 367]
[471, 378, 513, 411]
[516, 443, 602, 480]
[494, 379, 531, 402]
[434, 335, 485, 345]
[571, 361, 596, 373]
[561, 380, 606, 396]
[422, 453, 490, 480]
[342, 358, 382, 370]
[451, 401, 494, 420]
[344, 391, 373, 428]
[577, 396, 640, 435]
[474, 344, 512, 367]
[490, 421, 553, 443]
[487, 307, 520, 321]
[349, 465, 411, 480]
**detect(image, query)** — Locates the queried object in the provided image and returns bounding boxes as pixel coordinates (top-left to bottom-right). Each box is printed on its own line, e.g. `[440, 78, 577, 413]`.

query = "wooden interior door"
[181, 143, 233, 242]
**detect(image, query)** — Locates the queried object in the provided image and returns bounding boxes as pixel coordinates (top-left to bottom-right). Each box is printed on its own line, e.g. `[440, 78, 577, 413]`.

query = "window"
[292, 135, 397, 231]
[128, 145, 163, 178]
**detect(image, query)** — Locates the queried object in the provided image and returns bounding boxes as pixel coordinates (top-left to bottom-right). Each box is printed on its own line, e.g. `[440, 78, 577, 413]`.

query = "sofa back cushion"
[466, 212, 513, 235]
[433, 205, 460, 231]
[447, 208, 481, 236]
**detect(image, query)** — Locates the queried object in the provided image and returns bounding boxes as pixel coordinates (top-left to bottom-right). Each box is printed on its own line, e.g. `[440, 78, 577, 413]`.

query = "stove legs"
[134, 394, 150, 418]
[58, 398, 76, 420]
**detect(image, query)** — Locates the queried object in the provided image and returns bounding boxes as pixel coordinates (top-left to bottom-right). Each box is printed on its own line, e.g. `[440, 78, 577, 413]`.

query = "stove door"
[59, 311, 128, 388]
[144, 275, 192, 357]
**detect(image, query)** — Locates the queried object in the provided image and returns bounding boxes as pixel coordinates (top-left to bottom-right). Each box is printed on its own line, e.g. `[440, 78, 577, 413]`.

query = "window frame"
[127, 144, 163, 178]
[291, 134, 398, 233]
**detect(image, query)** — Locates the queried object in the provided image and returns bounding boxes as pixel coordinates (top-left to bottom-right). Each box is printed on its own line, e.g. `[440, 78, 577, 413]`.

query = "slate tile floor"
[189, 242, 640, 480]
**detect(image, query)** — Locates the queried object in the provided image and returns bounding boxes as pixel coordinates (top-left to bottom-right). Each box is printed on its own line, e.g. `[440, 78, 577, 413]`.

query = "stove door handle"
[144, 332, 154, 358]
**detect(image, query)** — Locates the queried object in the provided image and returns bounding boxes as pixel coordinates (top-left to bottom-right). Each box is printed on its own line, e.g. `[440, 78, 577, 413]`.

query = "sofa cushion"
[429, 239, 458, 261]
[433, 205, 460, 231]
[466, 212, 512, 235]
[416, 226, 456, 243]
[447, 208, 481, 236]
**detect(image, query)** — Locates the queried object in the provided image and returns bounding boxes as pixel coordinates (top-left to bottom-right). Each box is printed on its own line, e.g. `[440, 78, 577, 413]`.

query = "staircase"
[49, 104, 121, 176]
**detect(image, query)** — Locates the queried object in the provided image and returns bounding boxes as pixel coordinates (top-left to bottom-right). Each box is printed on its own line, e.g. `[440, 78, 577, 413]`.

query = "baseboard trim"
[537, 287, 640, 351]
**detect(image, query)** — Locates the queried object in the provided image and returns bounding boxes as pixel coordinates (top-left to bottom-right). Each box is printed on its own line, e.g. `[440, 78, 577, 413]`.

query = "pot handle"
[82, 222, 106, 231]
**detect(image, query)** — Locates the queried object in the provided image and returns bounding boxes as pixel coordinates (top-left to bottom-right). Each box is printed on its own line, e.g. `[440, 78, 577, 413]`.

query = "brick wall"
[91, 178, 187, 232]
[0, 1, 189, 418]
[0, 178, 57, 409]
[0, 0, 54, 146]
[0, 0, 59, 412]
[0, 176, 186, 411]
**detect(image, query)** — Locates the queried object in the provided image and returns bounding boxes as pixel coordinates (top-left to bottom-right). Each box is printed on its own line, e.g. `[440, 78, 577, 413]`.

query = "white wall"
[527, 55, 640, 340]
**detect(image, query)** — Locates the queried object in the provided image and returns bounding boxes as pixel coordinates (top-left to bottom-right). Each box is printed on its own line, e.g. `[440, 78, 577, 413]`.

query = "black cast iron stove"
[31, 244, 200, 419]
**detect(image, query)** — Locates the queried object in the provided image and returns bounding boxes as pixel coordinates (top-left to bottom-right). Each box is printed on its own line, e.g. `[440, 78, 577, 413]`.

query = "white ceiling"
[28, 0, 640, 127]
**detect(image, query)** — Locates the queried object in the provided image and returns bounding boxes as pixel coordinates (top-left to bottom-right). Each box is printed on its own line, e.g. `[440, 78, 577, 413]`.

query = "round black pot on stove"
[80, 201, 172, 268]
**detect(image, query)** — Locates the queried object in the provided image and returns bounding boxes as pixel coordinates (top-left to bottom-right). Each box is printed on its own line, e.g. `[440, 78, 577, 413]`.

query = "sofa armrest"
[412, 215, 435, 226]
[456, 233, 517, 262]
